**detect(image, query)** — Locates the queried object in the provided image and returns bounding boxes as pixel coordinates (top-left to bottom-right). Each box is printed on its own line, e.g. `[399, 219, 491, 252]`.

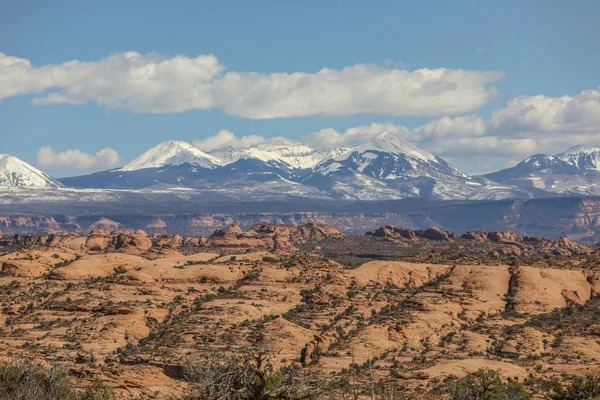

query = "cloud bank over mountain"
[0, 51, 500, 118]
[4, 50, 598, 174]
[188, 86, 600, 173]
[36, 146, 123, 170]
[32, 83, 600, 174]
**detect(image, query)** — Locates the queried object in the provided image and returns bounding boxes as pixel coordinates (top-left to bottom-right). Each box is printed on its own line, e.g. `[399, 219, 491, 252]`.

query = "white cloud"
[36, 146, 123, 170]
[490, 88, 600, 133]
[214, 66, 501, 118]
[409, 114, 486, 142]
[408, 88, 600, 167]
[27, 52, 223, 113]
[302, 122, 410, 151]
[193, 129, 266, 152]
[429, 133, 600, 165]
[0, 51, 502, 118]
[424, 136, 541, 159]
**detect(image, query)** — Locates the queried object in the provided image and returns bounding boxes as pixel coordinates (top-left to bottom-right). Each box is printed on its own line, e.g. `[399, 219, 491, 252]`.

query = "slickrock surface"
[1, 222, 600, 398]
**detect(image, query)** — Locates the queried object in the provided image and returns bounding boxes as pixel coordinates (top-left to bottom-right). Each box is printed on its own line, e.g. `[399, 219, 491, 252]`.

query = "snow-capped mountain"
[45, 137, 600, 201]
[209, 139, 327, 171]
[58, 135, 529, 200]
[0, 154, 63, 189]
[307, 132, 483, 200]
[120, 140, 221, 171]
[61, 140, 317, 192]
[483, 145, 600, 196]
[556, 145, 600, 171]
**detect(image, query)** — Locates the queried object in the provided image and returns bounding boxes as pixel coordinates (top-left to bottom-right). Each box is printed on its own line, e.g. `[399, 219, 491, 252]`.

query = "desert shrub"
[446, 369, 530, 400]
[112, 265, 127, 275]
[261, 255, 278, 263]
[79, 378, 115, 400]
[0, 360, 77, 400]
[179, 350, 320, 400]
[0, 360, 115, 400]
[547, 374, 600, 400]
[526, 296, 600, 336]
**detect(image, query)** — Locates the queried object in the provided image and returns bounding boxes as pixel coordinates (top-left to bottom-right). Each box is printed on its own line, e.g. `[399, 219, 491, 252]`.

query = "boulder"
[421, 227, 449, 241]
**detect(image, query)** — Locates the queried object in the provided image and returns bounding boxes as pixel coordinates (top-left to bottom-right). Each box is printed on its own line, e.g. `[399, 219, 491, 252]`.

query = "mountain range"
[3, 135, 600, 201]
[0, 154, 63, 189]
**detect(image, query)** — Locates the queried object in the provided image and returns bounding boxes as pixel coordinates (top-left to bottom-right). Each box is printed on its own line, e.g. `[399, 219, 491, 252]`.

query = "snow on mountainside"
[242, 140, 327, 169]
[334, 132, 469, 180]
[483, 145, 600, 196]
[120, 140, 221, 171]
[556, 145, 600, 170]
[209, 139, 327, 170]
[57, 133, 526, 200]
[20, 135, 600, 202]
[0, 154, 62, 188]
[307, 132, 485, 200]
[354, 132, 437, 161]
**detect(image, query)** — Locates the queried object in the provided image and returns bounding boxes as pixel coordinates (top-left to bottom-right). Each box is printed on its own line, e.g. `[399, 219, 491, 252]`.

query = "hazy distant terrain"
[2, 196, 600, 242]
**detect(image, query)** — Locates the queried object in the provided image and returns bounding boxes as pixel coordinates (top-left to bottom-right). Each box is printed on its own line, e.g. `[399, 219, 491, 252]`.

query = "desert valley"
[1, 222, 600, 398]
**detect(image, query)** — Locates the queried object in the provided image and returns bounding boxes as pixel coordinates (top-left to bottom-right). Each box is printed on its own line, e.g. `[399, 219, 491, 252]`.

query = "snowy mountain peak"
[355, 132, 437, 162]
[245, 140, 325, 169]
[555, 144, 600, 171]
[209, 140, 327, 170]
[120, 140, 221, 171]
[0, 154, 62, 188]
[521, 154, 558, 166]
[555, 144, 600, 157]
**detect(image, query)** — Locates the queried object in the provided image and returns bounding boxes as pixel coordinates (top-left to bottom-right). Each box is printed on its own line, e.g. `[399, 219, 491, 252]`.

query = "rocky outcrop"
[487, 232, 521, 242]
[208, 222, 343, 250]
[0, 222, 343, 254]
[110, 231, 153, 255]
[366, 225, 454, 241]
[366, 225, 417, 240]
[420, 227, 450, 241]
[509, 266, 594, 312]
[461, 231, 591, 256]
[0, 249, 77, 278]
[210, 222, 244, 238]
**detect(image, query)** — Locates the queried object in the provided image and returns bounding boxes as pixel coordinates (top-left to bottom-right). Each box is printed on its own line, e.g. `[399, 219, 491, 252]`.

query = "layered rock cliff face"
[3, 196, 600, 241]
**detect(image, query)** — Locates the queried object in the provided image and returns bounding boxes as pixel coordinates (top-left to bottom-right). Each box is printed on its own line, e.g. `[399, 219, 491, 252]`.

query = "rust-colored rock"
[421, 227, 450, 241]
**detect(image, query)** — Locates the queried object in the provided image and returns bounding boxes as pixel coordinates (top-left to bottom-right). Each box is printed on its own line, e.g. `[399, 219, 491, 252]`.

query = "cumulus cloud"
[409, 114, 486, 142]
[24, 52, 223, 113]
[193, 129, 266, 152]
[212, 66, 501, 118]
[36, 146, 123, 170]
[0, 51, 501, 118]
[490, 88, 600, 133]
[413, 87, 600, 165]
[302, 122, 410, 151]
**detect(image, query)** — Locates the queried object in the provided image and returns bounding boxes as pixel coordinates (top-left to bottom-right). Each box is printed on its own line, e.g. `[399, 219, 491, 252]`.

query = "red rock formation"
[420, 227, 450, 241]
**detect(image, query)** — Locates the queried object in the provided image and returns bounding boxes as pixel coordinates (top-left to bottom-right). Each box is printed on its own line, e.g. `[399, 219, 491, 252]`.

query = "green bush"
[0, 361, 76, 400]
[548, 375, 600, 400]
[0, 360, 115, 400]
[80, 378, 115, 400]
[180, 350, 318, 400]
[446, 369, 530, 400]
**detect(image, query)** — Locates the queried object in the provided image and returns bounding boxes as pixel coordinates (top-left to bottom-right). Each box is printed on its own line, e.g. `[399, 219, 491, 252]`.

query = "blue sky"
[1, 0, 599, 176]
